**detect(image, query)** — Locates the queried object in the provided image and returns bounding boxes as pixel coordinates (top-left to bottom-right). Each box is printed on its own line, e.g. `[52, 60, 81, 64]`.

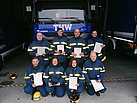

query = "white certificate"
[34, 73, 43, 86]
[74, 48, 81, 58]
[57, 45, 64, 52]
[37, 47, 45, 55]
[94, 42, 103, 53]
[90, 80, 104, 92]
[69, 77, 77, 90]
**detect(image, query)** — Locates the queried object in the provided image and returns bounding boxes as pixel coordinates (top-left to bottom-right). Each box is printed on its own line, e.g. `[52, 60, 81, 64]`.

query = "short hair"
[90, 51, 97, 56]
[50, 57, 61, 67]
[32, 57, 39, 61]
[36, 32, 42, 35]
[57, 28, 63, 32]
[68, 58, 79, 67]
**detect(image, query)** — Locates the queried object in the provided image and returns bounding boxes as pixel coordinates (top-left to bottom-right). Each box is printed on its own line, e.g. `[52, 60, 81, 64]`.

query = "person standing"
[51, 28, 68, 71]
[68, 29, 86, 68]
[27, 32, 52, 68]
[87, 30, 106, 62]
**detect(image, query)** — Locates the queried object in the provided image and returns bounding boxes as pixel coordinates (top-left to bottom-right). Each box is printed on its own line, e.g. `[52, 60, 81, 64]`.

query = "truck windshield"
[38, 9, 84, 21]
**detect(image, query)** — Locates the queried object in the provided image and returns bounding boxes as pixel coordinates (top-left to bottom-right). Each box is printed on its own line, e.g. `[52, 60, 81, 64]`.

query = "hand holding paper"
[34, 73, 43, 86]
[90, 80, 104, 92]
[69, 77, 77, 90]
[94, 42, 103, 53]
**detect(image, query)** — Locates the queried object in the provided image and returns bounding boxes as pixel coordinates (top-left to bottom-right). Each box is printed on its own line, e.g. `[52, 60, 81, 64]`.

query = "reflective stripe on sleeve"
[79, 77, 85, 80]
[69, 74, 73, 76]
[61, 42, 67, 45]
[82, 71, 87, 74]
[61, 75, 66, 78]
[51, 45, 55, 48]
[27, 49, 33, 51]
[78, 43, 85, 46]
[74, 74, 81, 77]
[43, 75, 49, 79]
[29, 73, 34, 76]
[100, 70, 105, 72]
[44, 58, 49, 61]
[66, 46, 71, 49]
[69, 43, 76, 46]
[24, 76, 30, 79]
[53, 42, 60, 44]
[56, 71, 63, 75]
[65, 78, 69, 81]
[86, 68, 93, 70]
[98, 53, 102, 56]
[88, 44, 94, 47]
[49, 71, 54, 74]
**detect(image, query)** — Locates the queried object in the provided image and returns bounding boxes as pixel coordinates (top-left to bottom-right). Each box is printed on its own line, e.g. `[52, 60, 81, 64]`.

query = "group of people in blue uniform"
[24, 28, 107, 102]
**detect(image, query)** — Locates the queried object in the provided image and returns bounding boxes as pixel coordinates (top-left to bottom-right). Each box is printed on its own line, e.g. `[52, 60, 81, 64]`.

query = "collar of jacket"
[32, 64, 40, 69]
[89, 58, 97, 64]
[71, 66, 77, 70]
[36, 39, 43, 44]
[52, 65, 58, 68]
[74, 36, 80, 40]
[57, 35, 63, 39]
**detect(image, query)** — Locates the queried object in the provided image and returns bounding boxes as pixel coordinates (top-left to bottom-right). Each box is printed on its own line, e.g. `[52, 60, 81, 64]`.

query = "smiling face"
[92, 31, 97, 38]
[90, 51, 97, 62]
[72, 60, 77, 67]
[52, 58, 58, 66]
[57, 30, 63, 36]
[74, 29, 80, 38]
[36, 33, 43, 41]
[32, 58, 39, 68]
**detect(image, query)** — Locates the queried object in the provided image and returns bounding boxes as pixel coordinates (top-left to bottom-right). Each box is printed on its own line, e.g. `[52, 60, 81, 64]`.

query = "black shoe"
[51, 93, 55, 97]
[96, 92, 100, 96]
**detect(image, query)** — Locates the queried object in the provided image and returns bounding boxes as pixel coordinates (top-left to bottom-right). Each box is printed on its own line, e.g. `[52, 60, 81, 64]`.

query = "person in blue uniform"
[83, 51, 107, 96]
[51, 28, 68, 71]
[65, 58, 84, 100]
[27, 32, 52, 68]
[24, 57, 48, 98]
[87, 30, 106, 62]
[68, 29, 86, 68]
[43, 57, 65, 97]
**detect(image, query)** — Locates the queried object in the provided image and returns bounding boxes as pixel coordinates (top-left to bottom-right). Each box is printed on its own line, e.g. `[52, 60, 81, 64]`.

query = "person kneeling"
[83, 51, 107, 96]
[43, 57, 65, 97]
[24, 57, 48, 102]
[65, 58, 84, 102]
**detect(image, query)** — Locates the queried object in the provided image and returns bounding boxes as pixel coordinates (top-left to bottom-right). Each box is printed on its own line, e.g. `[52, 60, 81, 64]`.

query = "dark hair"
[32, 57, 39, 61]
[57, 28, 63, 32]
[50, 57, 61, 67]
[68, 58, 79, 67]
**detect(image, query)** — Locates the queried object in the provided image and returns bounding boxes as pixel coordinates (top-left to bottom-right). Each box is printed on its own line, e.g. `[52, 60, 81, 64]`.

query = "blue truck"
[32, 0, 92, 42]
[104, 0, 137, 55]
[0, 15, 27, 69]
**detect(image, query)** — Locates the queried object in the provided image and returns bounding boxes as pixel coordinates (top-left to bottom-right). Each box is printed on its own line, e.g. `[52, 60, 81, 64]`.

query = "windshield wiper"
[60, 17, 84, 23]
[38, 18, 57, 23]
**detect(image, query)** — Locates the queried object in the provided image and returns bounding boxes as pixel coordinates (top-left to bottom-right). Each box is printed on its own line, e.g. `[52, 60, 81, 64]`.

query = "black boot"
[96, 92, 100, 96]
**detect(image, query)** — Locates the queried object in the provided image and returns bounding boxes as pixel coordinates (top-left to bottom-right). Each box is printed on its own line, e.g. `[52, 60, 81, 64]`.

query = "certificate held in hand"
[37, 47, 45, 55]
[34, 73, 43, 86]
[90, 80, 104, 92]
[94, 42, 103, 53]
[69, 77, 77, 90]
[74, 48, 81, 58]
[57, 45, 64, 53]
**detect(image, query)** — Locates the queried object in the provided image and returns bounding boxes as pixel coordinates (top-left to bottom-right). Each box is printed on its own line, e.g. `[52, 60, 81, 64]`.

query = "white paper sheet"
[74, 48, 81, 58]
[34, 73, 43, 86]
[57, 45, 64, 52]
[37, 47, 45, 55]
[69, 77, 77, 90]
[94, 42, 103, 53]
[90, 80, 104, 92]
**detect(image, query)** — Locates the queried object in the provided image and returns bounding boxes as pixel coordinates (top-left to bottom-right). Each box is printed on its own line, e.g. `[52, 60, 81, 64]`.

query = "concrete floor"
[0, 51, 137, 103]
